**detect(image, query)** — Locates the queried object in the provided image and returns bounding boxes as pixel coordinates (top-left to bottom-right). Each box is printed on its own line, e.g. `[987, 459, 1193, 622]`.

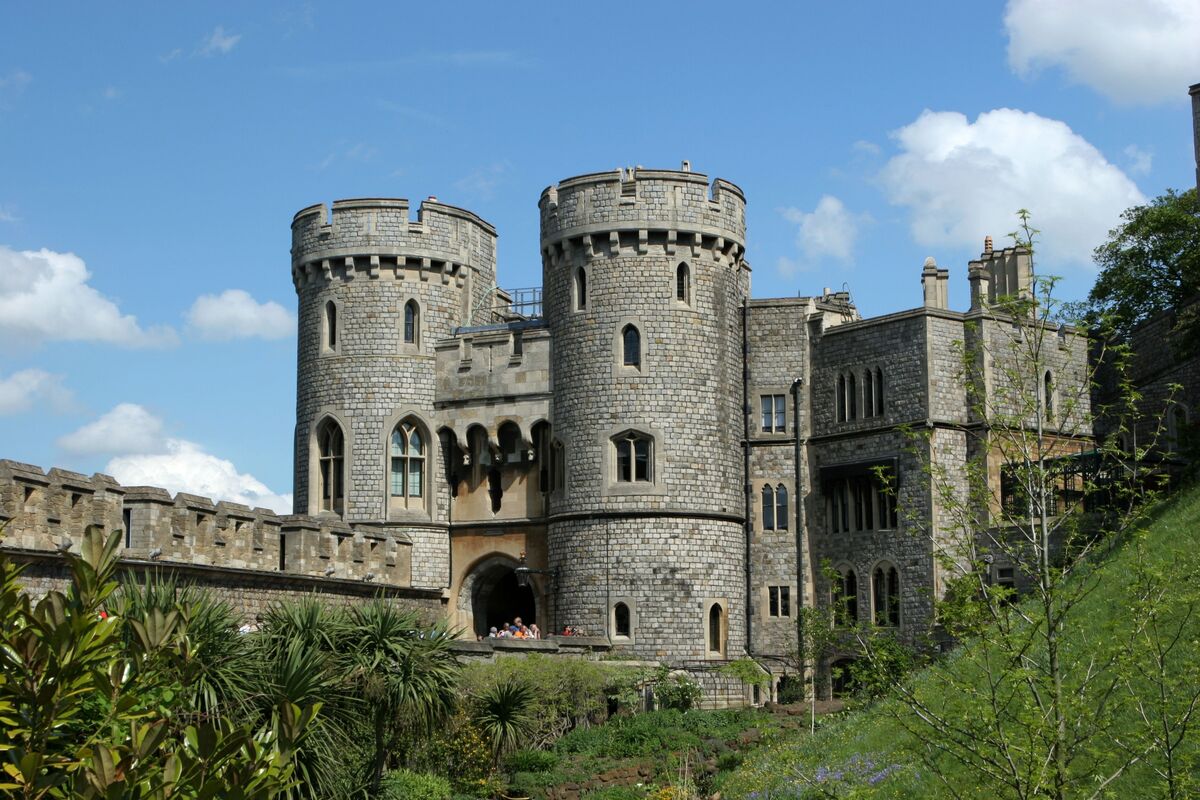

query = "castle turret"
[291, 197, 497, 588]
[539, 166, 749, 660]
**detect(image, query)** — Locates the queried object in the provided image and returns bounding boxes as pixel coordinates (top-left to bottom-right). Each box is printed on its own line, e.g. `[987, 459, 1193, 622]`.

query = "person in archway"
[528, 623, 540, 640]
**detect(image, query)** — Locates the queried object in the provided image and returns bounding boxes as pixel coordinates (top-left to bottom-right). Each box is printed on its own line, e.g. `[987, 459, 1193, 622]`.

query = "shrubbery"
[379, 768, 452, 800]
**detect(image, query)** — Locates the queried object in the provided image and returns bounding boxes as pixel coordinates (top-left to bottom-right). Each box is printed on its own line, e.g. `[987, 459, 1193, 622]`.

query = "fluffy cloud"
[1005, 0, 1200, 105]
[0, 369, 71, 415]
[186, 289, 294, 341]
[1124, 145, 1153, 176]
[778, 196, 870, 275]
[107, 441, 292, 514]
[57, 402, 167, 455]
[0, 246, 177, 347]
[59, 403, 291, 513]
[880, 108, 1145, 266]
[198, 26, 241, 57]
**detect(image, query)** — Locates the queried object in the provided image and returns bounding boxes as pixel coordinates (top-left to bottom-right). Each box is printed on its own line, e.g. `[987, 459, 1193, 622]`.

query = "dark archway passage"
[469, 561, 536, 637]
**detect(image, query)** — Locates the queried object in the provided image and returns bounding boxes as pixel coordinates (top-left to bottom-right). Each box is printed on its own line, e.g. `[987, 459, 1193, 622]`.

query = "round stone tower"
[539, 167, 750, 661]
[290, 197, 497, 587]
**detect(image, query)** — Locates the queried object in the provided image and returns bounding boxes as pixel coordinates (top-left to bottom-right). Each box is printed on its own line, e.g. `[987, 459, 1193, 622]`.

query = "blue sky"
[1, 1, 1197, 511]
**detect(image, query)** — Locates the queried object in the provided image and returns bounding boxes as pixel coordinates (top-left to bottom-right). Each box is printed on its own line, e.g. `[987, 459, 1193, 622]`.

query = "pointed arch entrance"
[460, 555, 538, 638]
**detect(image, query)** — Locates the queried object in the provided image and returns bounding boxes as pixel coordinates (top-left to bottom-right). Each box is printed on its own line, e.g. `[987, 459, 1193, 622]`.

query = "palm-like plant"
[344, 600, 460, 795]
[473, 679, 536, 766]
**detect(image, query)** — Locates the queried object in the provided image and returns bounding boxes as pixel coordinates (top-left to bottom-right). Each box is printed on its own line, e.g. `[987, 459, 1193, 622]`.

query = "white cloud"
[59, 403, 292, 513]
[107, 440, 292, 513]
[1124, 144, 1153, 176]
[186, 289, 294, 341]
[0, 369, 71, 415]
[0, 206, 17, 223]
[1005, 0, 1200, 105]
[0, 246, 177, 347]
[778, 195, 870, 275]
[880, 108, 1145, 267]
[57, 402, 167, 456]
[852, 140, 881, 156]
[160, 48, 183, 64]
[198, 26, 241, 57]
[454, 162, 510, 200]
[0, 69, 31, 93]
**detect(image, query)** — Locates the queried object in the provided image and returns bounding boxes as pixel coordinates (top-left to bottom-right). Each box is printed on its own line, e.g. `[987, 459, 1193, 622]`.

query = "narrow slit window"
[575, 267, 587, 310]
[622, 324, 641, 368]
[775, 484, 788, 530]
[676, 262, 690, 303]
[404, 300, 419, 344]
[761, 484, 775, 530]
[325, 301, 338, 350]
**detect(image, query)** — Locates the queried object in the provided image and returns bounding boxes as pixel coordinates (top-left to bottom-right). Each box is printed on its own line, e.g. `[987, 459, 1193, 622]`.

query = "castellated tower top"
[538, 167, 746, 258]
[290, 197, 497, 290]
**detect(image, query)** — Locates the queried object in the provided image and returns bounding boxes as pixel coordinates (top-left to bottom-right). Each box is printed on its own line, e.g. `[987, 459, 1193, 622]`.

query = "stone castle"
[1, 162, 1097, 695]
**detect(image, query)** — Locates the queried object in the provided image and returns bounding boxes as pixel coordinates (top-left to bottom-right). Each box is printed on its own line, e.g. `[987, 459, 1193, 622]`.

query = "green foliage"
[0, 525, 312, 799]
[472, 678, 538, 764]
[650, 665, 702, 712]
[459, 655, 633, 746]
[1088, 187, 1200, 346]
[844, 636, 919, 703]
[408, 710, 493, 796]
[379, 768, 453, 800]
[504, 748, 560, 773]
[556, 709, 763, 760]
[720, 485, 1200, 799]
[717, 657, 770, 690]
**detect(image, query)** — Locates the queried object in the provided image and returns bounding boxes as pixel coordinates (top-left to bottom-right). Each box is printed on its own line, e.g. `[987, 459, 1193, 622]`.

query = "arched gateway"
[459, 555, 538, 638]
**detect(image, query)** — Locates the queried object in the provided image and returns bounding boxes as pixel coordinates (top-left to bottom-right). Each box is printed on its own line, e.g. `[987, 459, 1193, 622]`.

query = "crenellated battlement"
[290, 197, 497, 291]
[0, 460, 412, 586]
[538, 166, 746, 266]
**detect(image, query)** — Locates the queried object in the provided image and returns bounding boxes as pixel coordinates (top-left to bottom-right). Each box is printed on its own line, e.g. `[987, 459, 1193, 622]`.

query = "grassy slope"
[719, 485, 1200, 799]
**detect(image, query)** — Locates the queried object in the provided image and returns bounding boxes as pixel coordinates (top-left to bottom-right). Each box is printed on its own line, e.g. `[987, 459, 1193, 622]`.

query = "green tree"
[1088, 187, 1200, 347]
[344, 600, 459, 795]
[849, 211, 1175, 799]
[0, 526, 313, 799]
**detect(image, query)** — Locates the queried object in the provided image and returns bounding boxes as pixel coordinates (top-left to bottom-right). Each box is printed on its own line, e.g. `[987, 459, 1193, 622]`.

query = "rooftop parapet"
[538, 165, 747, 260]
[0, 460, 411, 586]
[290, 197, 497, 289]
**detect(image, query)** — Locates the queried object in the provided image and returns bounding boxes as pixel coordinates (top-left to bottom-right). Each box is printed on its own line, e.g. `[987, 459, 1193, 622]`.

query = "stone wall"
[0, 460, 429, 596]
[540, 167, 750, 665]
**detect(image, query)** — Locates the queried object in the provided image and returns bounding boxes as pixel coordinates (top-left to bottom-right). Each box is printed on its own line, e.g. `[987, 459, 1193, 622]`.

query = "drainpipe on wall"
[742, 299, 753, 655]
[791, 377, 805, 672]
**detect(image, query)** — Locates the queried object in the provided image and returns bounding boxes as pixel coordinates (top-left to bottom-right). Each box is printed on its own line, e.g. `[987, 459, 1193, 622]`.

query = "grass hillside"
[718, 484, 1200, 799]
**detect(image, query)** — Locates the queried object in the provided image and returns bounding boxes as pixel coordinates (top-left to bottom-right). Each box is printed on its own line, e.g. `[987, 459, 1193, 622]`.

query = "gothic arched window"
[708, 602, 725, 654]
[833, 567, 858, 626]
[317, 419, 344, 515]
[872, 563, 900, 627]
[389, 420, 425, 507]
[324, 301, 338, 351]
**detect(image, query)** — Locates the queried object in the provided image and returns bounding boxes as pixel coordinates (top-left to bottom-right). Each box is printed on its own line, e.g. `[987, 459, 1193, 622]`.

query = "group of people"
[487, 616, 540, 639]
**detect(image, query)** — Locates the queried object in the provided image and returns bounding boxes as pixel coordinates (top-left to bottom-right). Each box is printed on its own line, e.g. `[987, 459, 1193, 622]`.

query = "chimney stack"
[984, 235, 993, 254]
[921, 257, 949, 309]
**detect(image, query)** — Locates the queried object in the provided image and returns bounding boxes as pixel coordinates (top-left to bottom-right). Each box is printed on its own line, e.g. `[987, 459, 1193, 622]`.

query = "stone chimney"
[969, 260, 989, 311]
[1191, 82, 1200, 192]
[921, 257, 949, 309]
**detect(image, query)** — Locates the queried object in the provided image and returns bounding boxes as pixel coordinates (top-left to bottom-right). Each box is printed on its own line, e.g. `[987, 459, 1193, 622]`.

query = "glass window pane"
[634, 439, 649, 480]
[409, 428, 423, 454]
[761, 396, 771, 432]
[391, 429, 404, 456]
[774, 395, 785, 431]
[390, 457, 403, 496]
[408, 457, 423, 497]
[761, 485, 774, 529]
[776, 485, 788, 529]
[617, 441, 630, 481]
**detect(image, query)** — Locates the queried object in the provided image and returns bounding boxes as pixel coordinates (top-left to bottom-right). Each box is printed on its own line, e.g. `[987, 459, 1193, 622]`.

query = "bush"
[379, 768, 453, 800]
[505, 748, 560, 773]
[651, 665, 702, 711]
[460, 655, 637, 746]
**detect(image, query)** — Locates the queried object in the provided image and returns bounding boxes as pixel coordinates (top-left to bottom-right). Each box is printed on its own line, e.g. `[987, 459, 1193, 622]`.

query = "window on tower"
[403, 300, 419, 345]
[316, 418, 344, 516]
[621, 324, 641, 369]
[613, 430, 652, 483]
[388, 418, 425, 511]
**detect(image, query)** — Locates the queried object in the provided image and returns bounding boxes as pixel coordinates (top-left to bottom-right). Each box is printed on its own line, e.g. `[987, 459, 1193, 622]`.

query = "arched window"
[761, 484, 775, 529]
[403, 300, 419, 345]
[1043, 370, 1054, 421]
[872, 564, 900, 627]
[875, 368, 884, 416]
[708, 603, 724, 654]
[836, 375, 846, 423]
[848, 373, 858, 420]
[575, 267, 587, 310]
[622, 324, 641, 368]
[775, 484, 788, 530]
[614, 431, 652, 482]
[389, 420, 424, 508]
[316, 419, 344, 515]
[832, 567, 858, 626]
[676, 262, 690, 304]
[324, 301, 338, 351]
[614, 602, 631, 638]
